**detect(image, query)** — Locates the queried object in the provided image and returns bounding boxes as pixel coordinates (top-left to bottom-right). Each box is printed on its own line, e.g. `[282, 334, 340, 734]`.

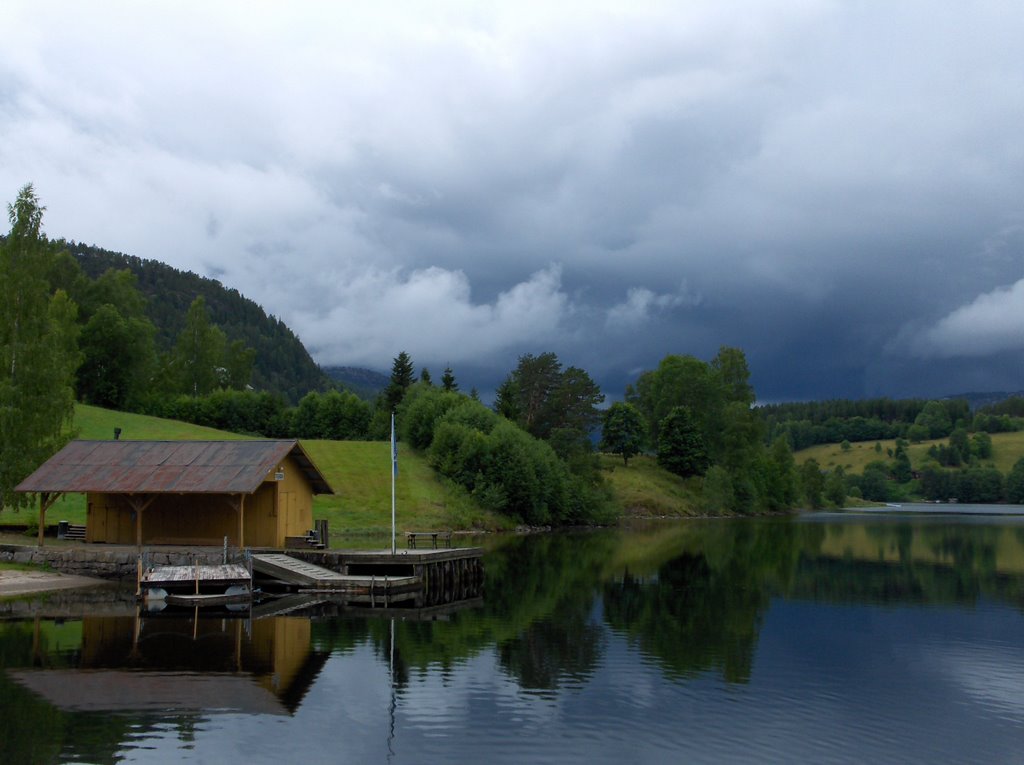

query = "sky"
[2, 1, 1023, 403]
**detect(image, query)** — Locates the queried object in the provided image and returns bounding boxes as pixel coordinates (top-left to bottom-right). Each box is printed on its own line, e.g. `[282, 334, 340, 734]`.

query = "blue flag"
[391, 413, 398, 477]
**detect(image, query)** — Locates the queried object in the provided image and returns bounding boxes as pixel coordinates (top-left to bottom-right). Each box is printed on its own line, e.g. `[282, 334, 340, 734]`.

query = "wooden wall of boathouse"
[83, 453, 316, 547]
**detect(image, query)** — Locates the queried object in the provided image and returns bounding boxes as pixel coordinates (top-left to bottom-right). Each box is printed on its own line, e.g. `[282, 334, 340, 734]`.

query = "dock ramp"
[252, 553, 351, 588]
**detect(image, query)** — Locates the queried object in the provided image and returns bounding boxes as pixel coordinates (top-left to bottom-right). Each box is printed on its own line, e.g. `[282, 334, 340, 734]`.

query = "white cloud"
[606, 284, 701, 329]
[3, 1, 1024, 396]
[294, 264, 572, 367]
[908, 278, 1024, 358]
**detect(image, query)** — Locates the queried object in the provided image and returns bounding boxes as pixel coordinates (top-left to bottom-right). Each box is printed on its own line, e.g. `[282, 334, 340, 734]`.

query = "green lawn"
[305, 439, 510, 535]
[2, 403, 507, 535]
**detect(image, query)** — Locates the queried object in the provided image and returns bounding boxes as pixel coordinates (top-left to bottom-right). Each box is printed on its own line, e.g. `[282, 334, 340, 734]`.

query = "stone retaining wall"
[0, 544, 240, 580]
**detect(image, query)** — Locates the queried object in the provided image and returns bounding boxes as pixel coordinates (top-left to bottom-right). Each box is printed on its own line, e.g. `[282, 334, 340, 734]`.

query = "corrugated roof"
[15, 440, 334, 495]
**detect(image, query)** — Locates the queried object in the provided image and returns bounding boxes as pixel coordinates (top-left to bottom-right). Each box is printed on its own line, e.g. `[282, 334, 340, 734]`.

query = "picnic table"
[405, 531, 453, 549]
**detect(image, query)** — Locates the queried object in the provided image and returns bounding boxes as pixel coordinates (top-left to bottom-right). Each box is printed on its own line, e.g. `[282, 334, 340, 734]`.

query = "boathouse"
[15, 440, 333, 548]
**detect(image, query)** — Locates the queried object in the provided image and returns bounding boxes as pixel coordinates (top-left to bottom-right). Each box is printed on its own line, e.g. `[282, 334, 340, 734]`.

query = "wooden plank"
[141, 564, 250, 585]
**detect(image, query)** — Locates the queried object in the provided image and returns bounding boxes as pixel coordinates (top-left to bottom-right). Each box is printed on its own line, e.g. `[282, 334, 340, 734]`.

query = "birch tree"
[0, 185, 80, 508]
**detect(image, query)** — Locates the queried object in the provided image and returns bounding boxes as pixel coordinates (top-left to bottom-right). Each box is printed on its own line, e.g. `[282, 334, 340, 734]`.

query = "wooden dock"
[274, 547, 485, 608]
[251, 553, 420, 598]
[136, 545, 484, 610]
[141, 563, 250, 589]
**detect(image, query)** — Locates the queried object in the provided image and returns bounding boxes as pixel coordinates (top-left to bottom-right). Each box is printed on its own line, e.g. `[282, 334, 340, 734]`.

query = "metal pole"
[391, 412, 397, 555]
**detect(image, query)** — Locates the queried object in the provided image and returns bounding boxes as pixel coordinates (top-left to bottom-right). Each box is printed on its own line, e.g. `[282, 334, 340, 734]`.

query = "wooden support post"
[127, 495, 156, 549]
[38, 493, 46, 548]
[37, 491, 62, 547]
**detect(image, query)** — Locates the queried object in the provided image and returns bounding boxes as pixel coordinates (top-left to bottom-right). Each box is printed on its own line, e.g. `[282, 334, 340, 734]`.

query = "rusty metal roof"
[15, 440, 334, 495]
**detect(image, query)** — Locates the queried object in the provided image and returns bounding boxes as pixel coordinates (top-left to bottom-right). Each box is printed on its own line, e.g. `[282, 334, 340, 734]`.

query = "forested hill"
[66, 242, 330, 402]
[322, 366, 389, 400]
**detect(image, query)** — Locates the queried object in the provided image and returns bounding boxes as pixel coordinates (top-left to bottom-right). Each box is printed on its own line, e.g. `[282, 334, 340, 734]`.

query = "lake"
[2, 512, 1024, 764]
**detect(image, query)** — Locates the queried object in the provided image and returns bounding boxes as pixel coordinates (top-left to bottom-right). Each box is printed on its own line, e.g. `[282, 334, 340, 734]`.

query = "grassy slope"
[5, 404, 708, 532]
[0, 404, 507, 533]
[599, 454, 703, 517]
[794, 431, 1024, 475]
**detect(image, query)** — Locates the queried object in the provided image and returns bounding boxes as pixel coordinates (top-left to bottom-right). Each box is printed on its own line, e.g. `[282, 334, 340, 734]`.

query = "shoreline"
[0, 569, 109, 598]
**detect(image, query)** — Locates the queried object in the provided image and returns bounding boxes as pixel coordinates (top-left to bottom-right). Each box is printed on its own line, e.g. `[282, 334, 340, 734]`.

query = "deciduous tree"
[600, 402, 647, 466]
[0, 185, 81, 508]
[657, 406, 709, 478]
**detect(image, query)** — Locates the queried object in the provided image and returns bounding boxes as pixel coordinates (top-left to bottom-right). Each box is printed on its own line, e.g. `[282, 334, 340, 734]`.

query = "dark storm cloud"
[1, 1, 1022, 400]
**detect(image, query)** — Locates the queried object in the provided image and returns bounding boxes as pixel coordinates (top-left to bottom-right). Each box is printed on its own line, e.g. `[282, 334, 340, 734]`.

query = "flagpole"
[391, 411, 397, 555]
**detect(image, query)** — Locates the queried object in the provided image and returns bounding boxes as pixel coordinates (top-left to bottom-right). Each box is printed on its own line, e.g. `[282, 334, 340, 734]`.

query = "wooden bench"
[405, 531, 453, 549]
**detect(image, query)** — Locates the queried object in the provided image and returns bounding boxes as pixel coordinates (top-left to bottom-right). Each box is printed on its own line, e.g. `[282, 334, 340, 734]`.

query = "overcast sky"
[2, 1, 1022, 402]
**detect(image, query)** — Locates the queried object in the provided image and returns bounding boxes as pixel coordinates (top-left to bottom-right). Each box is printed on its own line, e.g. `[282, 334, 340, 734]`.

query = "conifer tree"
[384, 351, 415, 410]
[442, 366, 458, 392]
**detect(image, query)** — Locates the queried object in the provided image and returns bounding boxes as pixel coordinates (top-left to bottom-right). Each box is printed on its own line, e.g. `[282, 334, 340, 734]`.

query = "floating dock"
[136, 544, 484, 610]
[138, 562, 252, 607]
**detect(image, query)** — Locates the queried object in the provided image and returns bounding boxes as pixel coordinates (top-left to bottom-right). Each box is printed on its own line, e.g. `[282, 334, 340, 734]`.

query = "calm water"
[3, 513, 1024, 764]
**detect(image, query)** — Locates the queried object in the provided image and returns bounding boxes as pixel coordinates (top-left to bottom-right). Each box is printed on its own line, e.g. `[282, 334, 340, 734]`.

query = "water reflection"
[2, 515, 1024, 763]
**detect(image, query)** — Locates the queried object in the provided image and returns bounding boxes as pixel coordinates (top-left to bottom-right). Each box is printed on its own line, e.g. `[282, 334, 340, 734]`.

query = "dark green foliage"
[971, 431, 993, 459]
[906, 424, 929, 443]
[630, 354, 718, 446]
[322, 366, 389, 401]
[629, 348, 788, 512]
[701, 466, 735, 514]
[493, 376, 520, 421]
[978, 396, 1024, 418]
[1007, 458, 1024, 503]
[1, 185, 80, 508]
[919, 464, 1006, 503]
[761, 437, 798, 511]
[824, 467, 847, 507]
[68, 242, 329, 402]
[441, 366, 458, 392]
[419, 367, 432, 385]
[856, 461, 892, 502]
[799, 459, 826, 509]
[427, 397, 612, 525]
[76, 304, 156, 409]
[914, 401, 954, 440]
[168, 296, 228, 396]
[398, 384, 464, 449]
[384, 351, 415, 411]
[892, 447, 913, 482]
[497, 353, 604, 443]
[599, 402, 647, 466]
[297, 390, 371, 440]
[657, 406, 709, 478]
[711, 345, 755, 406]
[139, 390, 291, 436]
[761, 397, 970, 449]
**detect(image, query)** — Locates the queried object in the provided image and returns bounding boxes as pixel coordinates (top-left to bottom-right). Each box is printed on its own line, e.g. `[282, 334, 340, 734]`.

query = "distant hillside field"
[795, 431, 1024, 475]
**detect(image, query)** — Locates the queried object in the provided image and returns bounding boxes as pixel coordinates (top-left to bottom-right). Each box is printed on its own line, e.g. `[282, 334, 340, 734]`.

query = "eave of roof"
[15, 440, 334, 496]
